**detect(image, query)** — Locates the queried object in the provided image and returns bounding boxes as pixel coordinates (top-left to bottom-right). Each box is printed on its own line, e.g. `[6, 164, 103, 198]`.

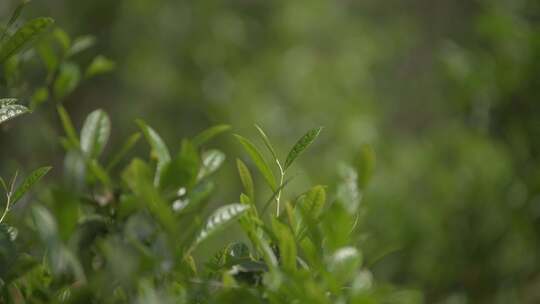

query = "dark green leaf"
[284, 127, 322, 170]
[11, 166, 51, 206]
[0, 17, 54, 64]
[53, 62, 81, 100]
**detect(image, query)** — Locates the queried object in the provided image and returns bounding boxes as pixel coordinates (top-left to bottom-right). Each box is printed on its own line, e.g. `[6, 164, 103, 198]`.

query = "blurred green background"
[2, 0, 540, 303]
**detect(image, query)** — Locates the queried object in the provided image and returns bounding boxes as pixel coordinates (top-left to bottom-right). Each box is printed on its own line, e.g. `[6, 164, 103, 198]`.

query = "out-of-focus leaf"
[0, 98, 16, 107]
[0, 1, 29, 41]
[234, 134, 277, 191]
[80, 109, 111, 159]
[193, 204, 250, 248]
[53, 62, 81, 100]
[11, 166, 51, 206]
[0, 104, 29, 125]
[0, 224, 17, 279]
[0, 17, 54, 63]
[30, 87, 49, 109]
[31, 205, 59, 245]
[336, 164, 360, 214]
[136, 119, 171, 185]
[192, 124, 231, 147]
[85, 55, 115, 78]
[327, 246, 362, 284]
[284, 127, 322, 170]
[57, 105, 80, 150]
[53, 28, 71, 52]
[198, 149, 225, 180]
[160, 140, 199, 192]
[236, 159, 255, 201]
[67, 35, 95, 57]
[271, 218, 297, 272]
[355, 144, 376, 190]
[106, 132, 141, 171]
[87, 159, 112, 187]
[122, 159, 175, 232]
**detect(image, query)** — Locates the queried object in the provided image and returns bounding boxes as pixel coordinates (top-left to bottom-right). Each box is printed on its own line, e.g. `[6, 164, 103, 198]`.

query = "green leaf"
[234, 134, 277, 191]
[284, 127, 322, 170]
[0, 0, 29, 41]
[0, 104, 29, 125]
[192, 124, 231, 147]
[298, 185, 326, 220]
[53, 28, 71, 53]
[336, 164, 361, 214]
[85, 55, 115, 78]
[122, 159, 175, 232]
[11, 166, 51, 206]
[0, 98, 17, 107]
[80, 109, 111, 159]
[106, 132, 141, 171]
[254, 124, 279, 164]
[198, 149, 225, 180]
[0, 17, 54, 64]
[327, 246, 362, 283]
[136, 119, 171, 185]
[194, 204, 250, 248]
[53, 62, 81, 100]
[236, 159, 255, 201]
[159, 140, 199, 192]
[56, 105, 80, 147]
[67, 35, 95, 57]
[355, 144, 376, 190]
[271, 218, 297, 272]
[87, 159, 112, 187]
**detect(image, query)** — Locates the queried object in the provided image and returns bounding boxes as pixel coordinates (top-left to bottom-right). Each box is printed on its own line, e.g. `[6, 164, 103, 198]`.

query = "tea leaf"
[192, 124, 231, 147]
[106, 132, 141, 171]
[236, 159, 255, 201]
[234, 134, 277, 191]
[11, 166, 51, 206]
[53, 62, 81, 100]
[85, 55, 115, 78]
[194, 204, 250, 248]
[0, 1, 29, 41]
[80, 109, 111, 159]
[198, 149, 225, 180]
[136, 119, 171, 185]
[0, 17, 54, 63]
[57, 105, 80, 147]
[0, 104, 29, 125]
[284, 127, 322, 170]
[271, 218, 297, 272]
[254, 124, 279, 164]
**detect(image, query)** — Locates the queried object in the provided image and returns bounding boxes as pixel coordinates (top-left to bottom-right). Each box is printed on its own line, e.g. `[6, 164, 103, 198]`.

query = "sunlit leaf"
[0, 17, 54, 63]
[198, 149, 225, 180]
[80, 109, 111, 159]
[234, 134, 277, 191]
[194, 204, 250, 248]
[0, 104, 29, 125]
[284, 127, 322, 170]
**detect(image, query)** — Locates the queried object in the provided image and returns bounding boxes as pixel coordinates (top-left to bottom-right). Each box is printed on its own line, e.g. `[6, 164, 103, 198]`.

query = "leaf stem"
[275, 160, 285, 217]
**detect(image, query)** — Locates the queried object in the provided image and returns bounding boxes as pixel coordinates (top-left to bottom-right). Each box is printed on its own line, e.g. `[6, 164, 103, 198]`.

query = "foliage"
[0, 4, 420, 303]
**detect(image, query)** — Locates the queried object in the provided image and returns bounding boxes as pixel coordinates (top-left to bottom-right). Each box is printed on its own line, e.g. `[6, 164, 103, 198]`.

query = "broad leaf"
[80, 109, 111, 158]
[0, 104, 29, 125]
[11, 166, 51, 206]
[159, 140, 199, 192]
[194, 204, 250, 248]
[327, 246, 362, 283]
[0, 17, 54, 63]
[284, 127, 322, 170]
[234, 134, 277, 191]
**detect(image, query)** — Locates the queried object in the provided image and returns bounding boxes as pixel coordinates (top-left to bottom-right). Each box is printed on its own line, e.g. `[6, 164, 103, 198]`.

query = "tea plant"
[0, 4, 422, 304]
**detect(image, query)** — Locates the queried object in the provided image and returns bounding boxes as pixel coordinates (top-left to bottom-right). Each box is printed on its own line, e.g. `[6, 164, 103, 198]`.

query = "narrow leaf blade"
[12, 167, 52, 206]
[284, 127, 323, 170]
[0, 17, 54, 63]
[234, 134, 277, 191]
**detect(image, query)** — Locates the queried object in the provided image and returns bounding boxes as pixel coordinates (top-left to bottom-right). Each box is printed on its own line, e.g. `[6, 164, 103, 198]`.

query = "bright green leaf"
[85, 55, 115, 78]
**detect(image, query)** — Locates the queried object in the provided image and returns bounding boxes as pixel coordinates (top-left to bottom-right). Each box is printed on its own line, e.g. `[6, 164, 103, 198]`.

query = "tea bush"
[0, 6, 421, 303]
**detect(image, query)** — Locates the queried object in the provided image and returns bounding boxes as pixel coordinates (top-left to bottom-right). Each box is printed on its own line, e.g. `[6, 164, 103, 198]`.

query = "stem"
[275, 161, 285, 217]
[0, 195, 10, 223]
